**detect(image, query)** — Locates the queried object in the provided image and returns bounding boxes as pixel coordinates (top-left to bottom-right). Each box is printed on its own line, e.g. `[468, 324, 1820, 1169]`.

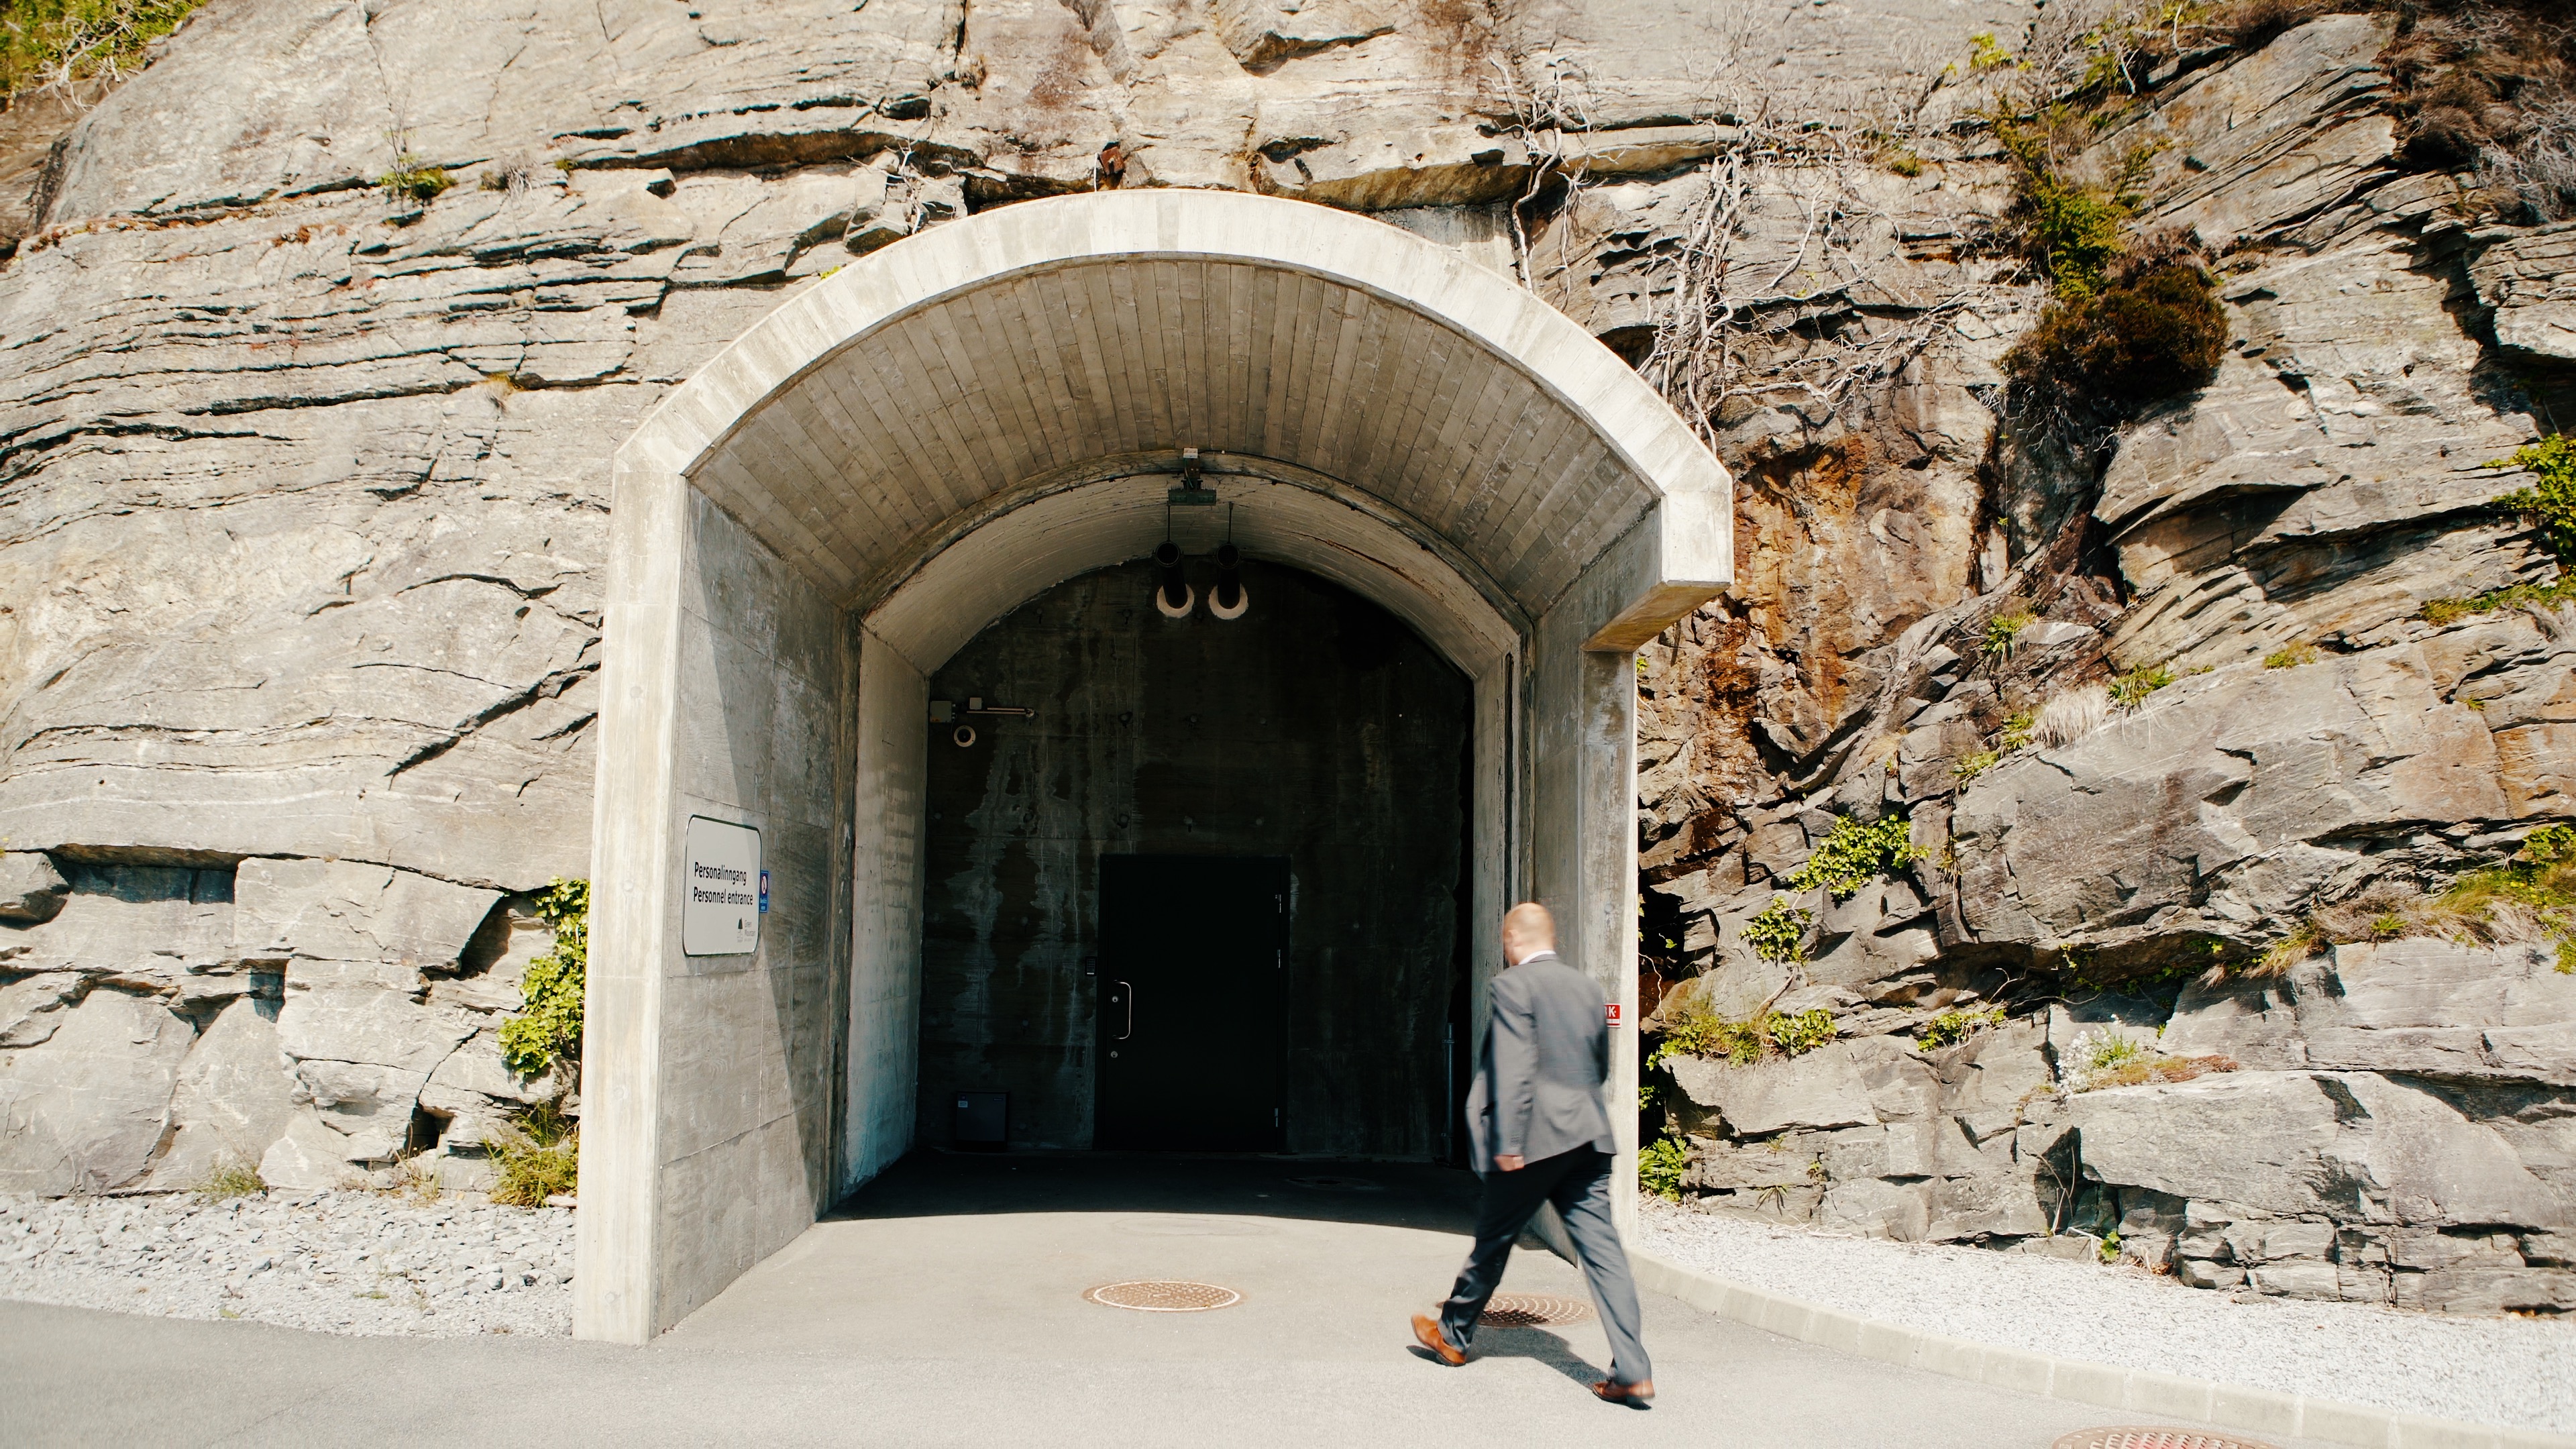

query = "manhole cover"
[1478, 1293, 1594, 1328]
[1083, 1280, 1243, 1312]
[1285, 1175, 1382, 1191]
[2051, 1430, 2279, 1449]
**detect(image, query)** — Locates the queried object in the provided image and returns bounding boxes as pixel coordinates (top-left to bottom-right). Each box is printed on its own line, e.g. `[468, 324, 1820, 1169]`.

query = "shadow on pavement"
[1407, 1327, 1611, 1391]
[829, 1148, 1485, 1234]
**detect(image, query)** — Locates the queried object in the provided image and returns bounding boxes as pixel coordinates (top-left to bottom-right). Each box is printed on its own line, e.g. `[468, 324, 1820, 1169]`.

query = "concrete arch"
[621, 189, 1729, 633]
[581, 190, 1733, 1344]
[861, 457, 1521, 678]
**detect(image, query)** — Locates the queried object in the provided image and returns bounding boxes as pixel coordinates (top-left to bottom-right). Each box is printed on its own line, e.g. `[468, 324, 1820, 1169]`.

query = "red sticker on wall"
[1605, 1003, 1622, 1026]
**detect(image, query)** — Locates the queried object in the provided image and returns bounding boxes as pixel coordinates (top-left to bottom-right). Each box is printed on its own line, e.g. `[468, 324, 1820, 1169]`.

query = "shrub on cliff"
[1, 0, 204, 100]
[2005, 241, 2226, 408]
[2493, 433, 2576, 563]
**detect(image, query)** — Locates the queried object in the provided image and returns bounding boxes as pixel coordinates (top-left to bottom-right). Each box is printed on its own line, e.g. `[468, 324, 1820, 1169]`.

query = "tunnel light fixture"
[1210, 541, 1248, 621]
[1169, 447, 1217, 507]
[930, 697, 1034, 745]
[1152, 539, 1195, 618]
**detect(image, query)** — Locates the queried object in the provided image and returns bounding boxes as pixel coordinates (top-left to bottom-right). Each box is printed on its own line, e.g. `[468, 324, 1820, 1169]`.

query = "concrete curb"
[1630, 1248, 2573, 1449]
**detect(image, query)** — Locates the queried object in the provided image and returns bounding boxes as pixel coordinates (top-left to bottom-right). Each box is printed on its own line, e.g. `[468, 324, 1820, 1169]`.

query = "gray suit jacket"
[1464, 951, 1615, 1173]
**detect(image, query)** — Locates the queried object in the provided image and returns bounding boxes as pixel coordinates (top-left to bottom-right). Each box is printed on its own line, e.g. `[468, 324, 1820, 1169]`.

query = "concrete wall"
[916, 561, 1471, 1157]
[577, 480, 852, 1341]
[843, 629, 925, 1195]
[1527, 511, 1687, 1232]
[654, 494, 850, 1322]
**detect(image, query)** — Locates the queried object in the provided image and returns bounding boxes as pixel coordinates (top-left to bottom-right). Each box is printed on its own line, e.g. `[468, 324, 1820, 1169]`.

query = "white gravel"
[1637, 1197, 2574, 1435]
[0, 1189, 573, 1338]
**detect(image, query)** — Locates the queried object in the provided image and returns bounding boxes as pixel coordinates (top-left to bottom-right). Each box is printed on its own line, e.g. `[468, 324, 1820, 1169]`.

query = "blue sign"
[757, 869, 770, 915]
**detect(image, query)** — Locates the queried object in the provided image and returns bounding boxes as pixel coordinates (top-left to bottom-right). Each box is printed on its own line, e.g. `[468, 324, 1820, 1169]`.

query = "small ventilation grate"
[1479, 1293, 1594, 1328]
[2051, 1430, 2281, 1449]
[1084, 1280, 1243, 1312]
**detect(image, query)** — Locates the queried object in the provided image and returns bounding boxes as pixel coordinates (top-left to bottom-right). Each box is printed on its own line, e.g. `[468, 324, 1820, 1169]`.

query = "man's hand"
[1493, 1155, 1525, 1172]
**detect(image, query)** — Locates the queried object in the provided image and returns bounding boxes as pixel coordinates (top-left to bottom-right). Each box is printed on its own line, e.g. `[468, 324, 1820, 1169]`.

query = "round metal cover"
[1285, 1175, 1382, 1191]
[1083, 1279, 1243, 1312]
[2051, 1430, 2279, 1449]
[1479, 1293, 1595, 1328]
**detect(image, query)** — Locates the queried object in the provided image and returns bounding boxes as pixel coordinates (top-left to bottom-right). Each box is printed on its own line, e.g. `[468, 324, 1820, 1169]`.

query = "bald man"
[1412, 902, 1654, 1403]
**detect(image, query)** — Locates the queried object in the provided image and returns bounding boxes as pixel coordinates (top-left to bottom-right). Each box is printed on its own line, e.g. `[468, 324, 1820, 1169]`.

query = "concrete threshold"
[1630, 1248, 2573, 1449]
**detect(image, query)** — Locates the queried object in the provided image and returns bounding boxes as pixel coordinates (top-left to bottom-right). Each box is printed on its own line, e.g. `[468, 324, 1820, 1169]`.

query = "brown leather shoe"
[1592, 1378, 1655, 1406]
[1411, 1313, 1466, 1366]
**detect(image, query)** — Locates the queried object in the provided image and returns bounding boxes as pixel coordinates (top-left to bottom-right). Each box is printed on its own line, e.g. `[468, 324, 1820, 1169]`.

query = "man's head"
[1501, 902, 1556, 965]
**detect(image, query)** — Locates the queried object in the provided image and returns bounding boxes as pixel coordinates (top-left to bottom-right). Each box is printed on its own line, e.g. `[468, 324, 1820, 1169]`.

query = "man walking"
[1413, 902, 1655, 1404]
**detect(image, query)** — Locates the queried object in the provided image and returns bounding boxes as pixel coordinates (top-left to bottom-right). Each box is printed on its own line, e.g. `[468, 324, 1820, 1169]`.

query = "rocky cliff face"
[0, 0, 2569, 1312]
[1627, 4, 2576, 1312]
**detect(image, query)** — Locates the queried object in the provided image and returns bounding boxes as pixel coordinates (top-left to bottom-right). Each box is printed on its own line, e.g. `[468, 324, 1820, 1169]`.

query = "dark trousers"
[1438, 1145, 1653, 1385]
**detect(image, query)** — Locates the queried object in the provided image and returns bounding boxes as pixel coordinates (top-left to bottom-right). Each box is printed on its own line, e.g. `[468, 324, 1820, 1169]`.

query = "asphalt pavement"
[3, 1153, 2335, 1448]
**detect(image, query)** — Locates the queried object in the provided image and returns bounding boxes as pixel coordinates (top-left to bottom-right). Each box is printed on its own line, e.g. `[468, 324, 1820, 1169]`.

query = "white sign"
[682, 816, 763, 957]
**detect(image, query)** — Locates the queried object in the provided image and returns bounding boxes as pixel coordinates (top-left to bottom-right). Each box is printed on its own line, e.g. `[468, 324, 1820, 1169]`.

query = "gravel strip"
[0, 1190, 572, 1338]
[1636, 1197, 2573, 1434]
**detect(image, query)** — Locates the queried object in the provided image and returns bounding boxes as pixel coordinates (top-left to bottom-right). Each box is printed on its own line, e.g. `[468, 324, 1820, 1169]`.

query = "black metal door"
[1095, 855, 1289, 1151]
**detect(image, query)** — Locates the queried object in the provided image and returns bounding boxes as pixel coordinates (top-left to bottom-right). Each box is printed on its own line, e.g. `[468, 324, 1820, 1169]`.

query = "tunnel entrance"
[580, 190, 1734, 1342]
[918, 561, 1472, 1159]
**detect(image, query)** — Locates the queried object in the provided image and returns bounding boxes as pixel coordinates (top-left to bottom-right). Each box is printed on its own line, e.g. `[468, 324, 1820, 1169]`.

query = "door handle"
[1114, 980, 1134, 1041]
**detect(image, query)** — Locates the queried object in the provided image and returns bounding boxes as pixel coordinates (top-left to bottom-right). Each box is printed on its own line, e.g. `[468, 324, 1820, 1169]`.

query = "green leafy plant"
[2107, 663, 2173, 709]
[1768, 1008, 1839, 1056]
[1638, 1136, 1690, 1201]
[1998, 710, 2036, 753]
[2491, 435, 2576, 563]
[2062, 1027, 2239, 1092]
[488, 1100, 579, 1208]
[1953, 749, 2001, 783]
[2423, 437, 2576, 627]
[193, 1155, 265, 1201]
[1984, 611, 2035, 658]
[1784, 814, 1927, 901]
[1968, 30, 2018, 71]
[378, 152, 454, 206]
[2081, 1030, 2143, 1076]
[2263, 642, 2317, 669]
[2099, 1229, 2122, 1265]
[2521, 823, 2576, 865]
[2420, 574, 2576, 626]
[1740, 814, 1927, 964]
[1994, 117, 2130, 300]
[0, 0, 205, 100]
[1743, 898, 1812, 963]
[500, 877, 588, 1077]
[2421, 829, 2576, 964]
[1915, 1005, 2008, 1051]
[1652, 1008, 1840, 1070]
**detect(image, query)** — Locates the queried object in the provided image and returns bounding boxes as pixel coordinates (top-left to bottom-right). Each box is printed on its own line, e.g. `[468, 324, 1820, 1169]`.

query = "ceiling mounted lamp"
[1152, 539, 1194, 619]
[1209, 541, 1248, 621]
